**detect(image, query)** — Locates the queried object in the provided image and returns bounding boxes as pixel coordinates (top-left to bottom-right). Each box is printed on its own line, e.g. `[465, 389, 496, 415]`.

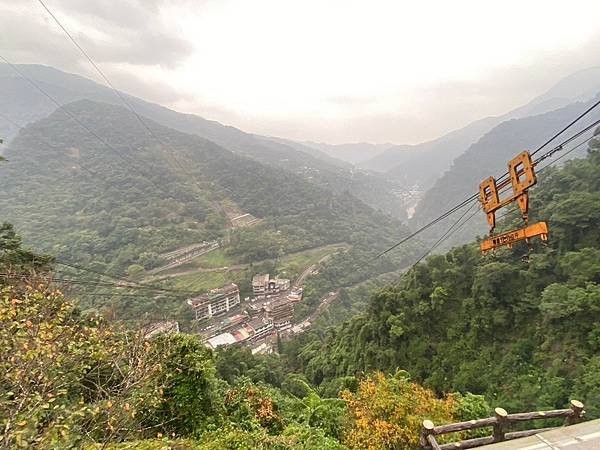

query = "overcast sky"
[2, 0, 600, 144]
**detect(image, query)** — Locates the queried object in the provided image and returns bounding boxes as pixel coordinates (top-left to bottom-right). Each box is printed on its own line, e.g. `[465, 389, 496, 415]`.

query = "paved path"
[480, 419, 600, 449]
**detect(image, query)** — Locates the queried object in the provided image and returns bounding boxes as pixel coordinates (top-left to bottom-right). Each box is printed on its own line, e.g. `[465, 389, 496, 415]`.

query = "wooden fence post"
[564, 400, 585, 426]
[493, 407, 507, 442]
[420, 420, 435, 449]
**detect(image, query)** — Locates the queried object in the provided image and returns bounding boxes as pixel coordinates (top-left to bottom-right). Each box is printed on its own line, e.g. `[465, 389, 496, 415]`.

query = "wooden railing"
[420, 399, 585, 450]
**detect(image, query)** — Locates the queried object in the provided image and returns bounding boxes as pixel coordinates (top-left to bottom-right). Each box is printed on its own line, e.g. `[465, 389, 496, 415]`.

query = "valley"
[1, 40, 600, 448]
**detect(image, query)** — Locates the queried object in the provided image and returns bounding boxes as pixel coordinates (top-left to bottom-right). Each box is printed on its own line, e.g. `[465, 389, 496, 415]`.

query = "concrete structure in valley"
[266, 297, 294, 330]
[206, 332, 237, 349]
[287, 287, 303, 302]
[252, 273, 290, 298]
[204, 318, 275, 350]
[247, 318, 274, 339]
[187, 283, 240, 320]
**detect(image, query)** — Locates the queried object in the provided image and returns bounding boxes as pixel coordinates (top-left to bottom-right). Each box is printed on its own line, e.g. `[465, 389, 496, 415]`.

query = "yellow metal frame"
[478, 151, 538, 234]
[478, 150, 548, 254]
[480, 222, 549, 254]
[479, 176, 500, 230]
[509, 151, 536, 195]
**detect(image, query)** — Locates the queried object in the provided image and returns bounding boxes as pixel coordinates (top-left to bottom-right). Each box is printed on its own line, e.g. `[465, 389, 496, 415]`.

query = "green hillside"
[410, 97, 600, 248]
[2, 122, 597, 450]
[281, 133, 600, 416]
[0, 99, 417, 321]
[0, 64, 408, 221]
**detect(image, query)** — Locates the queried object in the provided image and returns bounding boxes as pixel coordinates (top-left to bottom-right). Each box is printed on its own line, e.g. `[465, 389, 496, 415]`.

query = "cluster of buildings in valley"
[187, 283, 241, 320]
[185, 273, 304, 353]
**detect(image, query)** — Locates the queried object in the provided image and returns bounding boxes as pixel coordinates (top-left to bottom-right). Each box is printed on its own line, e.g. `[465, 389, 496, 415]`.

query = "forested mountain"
[360, 116, 498, 187]
[256, 136, 409, 221]
[2, 123, 597, 450]
[282, 134, 600, 417]
[360, 67, 600, 190]
[410, 96, 600, 247]
[0, 63, 408, 220]
[0, 99, 415, 277]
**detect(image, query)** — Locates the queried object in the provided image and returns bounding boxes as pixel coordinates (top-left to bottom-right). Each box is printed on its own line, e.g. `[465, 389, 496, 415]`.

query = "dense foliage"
[0, 100, 418, 323]
[282, 136, 600, 418]
[1, 274, 479, 449]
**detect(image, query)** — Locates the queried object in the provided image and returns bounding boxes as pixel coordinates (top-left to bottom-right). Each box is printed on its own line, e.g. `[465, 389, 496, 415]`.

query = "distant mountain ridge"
[0, 99, 410, 273]
[360, 66, 600, 190]
[0, 63, 408, 220]
[409, 95, 600, 248]
[3, 64, 598, 223]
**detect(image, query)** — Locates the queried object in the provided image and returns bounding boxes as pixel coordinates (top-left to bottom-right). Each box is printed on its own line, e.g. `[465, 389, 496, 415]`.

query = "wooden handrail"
[420, 400, 585, 449]
[506, 408, 571, 422]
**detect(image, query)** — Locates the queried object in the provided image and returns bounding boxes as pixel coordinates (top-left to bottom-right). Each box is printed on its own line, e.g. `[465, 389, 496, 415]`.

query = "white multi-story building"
[187, 283, 240, 320]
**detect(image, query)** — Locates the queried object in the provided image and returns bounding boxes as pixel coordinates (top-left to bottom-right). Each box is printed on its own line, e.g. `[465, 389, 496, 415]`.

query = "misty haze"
[1, 1, 600, 449]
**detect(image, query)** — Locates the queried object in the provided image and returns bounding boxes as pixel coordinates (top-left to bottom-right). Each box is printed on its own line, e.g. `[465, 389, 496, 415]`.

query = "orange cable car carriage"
[478, 150, 548, 255]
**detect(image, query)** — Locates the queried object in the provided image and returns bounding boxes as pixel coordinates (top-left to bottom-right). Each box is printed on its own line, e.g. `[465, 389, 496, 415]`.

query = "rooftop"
[252, 274, 270, 286]
[268, 296, 293, 309]
[189, 283, 239, 305]
[247, 318, 270, 331]
[206, 333, 237, 348]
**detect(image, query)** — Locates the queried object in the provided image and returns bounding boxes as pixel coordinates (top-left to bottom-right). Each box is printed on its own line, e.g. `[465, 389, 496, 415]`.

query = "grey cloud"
[0, 0, 192, 69]
[0, 2, 191, 112]
[107, 70, 186, 105]
[46, 0, 164, 30]
[2, 1, 600, 144]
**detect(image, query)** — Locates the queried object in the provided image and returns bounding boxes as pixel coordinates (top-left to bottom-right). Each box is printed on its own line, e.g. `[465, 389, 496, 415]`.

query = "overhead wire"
[36, 0, 228, 218]
[53, 260, 202, 296]
[534, 119, 600, 166]
[0, 271, 195, 296]
[36, 0, 174, 154]
[410, 126, 600, 268]
[540, 135, 598, 169]
[369, 106, 600, 264]
[0, 111, 117, 190]
[530, 97, 600, 158]
[372, 195, 478, 260]
[0, 55, 170, 193]
[410, 200, 480, 268]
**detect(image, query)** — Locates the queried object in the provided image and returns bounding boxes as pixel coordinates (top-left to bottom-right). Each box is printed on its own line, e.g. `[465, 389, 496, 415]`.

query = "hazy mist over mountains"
[3, 3, 600, 448]
[2, 63, 600, 237]
[360, 66, 600, 188]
